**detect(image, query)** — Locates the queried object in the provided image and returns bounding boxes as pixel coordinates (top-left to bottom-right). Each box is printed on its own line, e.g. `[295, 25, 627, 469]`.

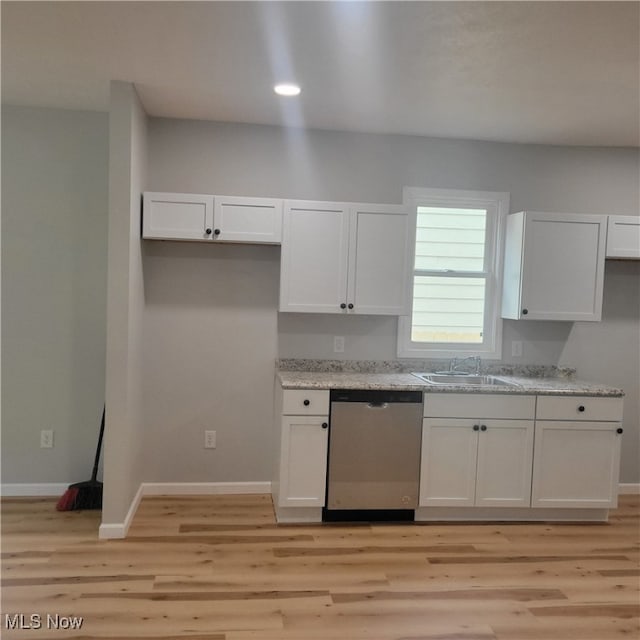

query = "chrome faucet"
[449, 356, 481, 375]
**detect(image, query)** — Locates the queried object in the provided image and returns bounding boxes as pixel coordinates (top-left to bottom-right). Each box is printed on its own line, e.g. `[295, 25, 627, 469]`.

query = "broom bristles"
[56, 487, 79, 511]
[72, 482, 103, 510]
[56, 481, 103, 511]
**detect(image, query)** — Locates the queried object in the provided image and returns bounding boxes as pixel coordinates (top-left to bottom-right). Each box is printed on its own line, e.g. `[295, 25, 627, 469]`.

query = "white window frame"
[397, 187, 509, 360]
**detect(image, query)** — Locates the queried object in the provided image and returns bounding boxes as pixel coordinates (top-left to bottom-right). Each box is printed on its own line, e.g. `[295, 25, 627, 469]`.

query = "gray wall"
[148, 117, 639, 483]
[101, 82, 148, 528]
[2, 106, 638, 499]
[140, 241, 279, 482]
[1, 105, 108, 485]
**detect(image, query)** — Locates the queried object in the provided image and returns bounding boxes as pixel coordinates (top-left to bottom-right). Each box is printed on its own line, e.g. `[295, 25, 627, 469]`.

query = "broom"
[56, 406, 105, 511]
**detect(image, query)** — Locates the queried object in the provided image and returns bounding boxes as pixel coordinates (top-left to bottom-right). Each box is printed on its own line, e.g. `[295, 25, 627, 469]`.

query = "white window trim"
[397, 187, 509, 360]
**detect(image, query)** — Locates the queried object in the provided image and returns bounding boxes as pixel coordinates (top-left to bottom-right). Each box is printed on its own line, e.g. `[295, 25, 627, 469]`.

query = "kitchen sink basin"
[412, 373, 520, 387]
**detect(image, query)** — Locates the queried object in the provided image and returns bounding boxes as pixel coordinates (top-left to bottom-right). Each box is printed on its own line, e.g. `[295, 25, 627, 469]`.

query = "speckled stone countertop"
[276, 361, 624, 397]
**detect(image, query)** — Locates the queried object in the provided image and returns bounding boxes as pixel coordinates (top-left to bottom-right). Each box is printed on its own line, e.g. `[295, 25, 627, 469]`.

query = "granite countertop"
[277, 370, 624, 397]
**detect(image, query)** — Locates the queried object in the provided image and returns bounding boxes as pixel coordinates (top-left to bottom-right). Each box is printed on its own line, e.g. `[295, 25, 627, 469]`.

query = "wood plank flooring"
[2, 494, 638, 639]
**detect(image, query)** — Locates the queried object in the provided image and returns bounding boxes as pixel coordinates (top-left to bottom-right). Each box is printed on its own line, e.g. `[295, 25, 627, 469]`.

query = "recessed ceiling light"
[274, 83, 301, 97]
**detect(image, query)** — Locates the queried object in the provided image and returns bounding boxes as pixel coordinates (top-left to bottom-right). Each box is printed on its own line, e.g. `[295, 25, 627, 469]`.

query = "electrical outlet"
[334, 336, 345, 353]
[204, 430, 217, 449]
[40, 430, 54, 449]
[511, 341, 523, 357]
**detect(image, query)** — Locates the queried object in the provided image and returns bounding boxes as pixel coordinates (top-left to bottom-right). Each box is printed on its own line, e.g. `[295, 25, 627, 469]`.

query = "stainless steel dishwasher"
[325, 389, 423, 519]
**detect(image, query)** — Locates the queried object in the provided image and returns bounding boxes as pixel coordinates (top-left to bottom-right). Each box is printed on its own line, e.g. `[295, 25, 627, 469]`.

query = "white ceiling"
[2, 1, 639, 147]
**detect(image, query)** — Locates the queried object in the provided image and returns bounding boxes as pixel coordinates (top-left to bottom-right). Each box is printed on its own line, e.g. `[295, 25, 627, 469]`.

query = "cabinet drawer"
[282, 390, 330, 416]
[424, 393, 535, 420]
[536, 396, 623, 422]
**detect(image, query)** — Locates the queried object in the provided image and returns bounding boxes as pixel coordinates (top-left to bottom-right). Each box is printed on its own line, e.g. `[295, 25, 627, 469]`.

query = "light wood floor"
[2, 494, 639, 640]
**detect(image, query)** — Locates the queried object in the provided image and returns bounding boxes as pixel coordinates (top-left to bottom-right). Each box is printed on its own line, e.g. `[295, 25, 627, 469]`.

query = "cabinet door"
[280, 201, 350, 313]
[419, 419, 478, 507]
[142, 192, 214, 241]
[213, 196, 283, 244]
[531, 421, 622, 508]
[347, 204, 413, 315]
[606, 215, 640, 259]
[279, 416, 329, 508]
[475, 420, 534, 507]
[520, 212, 606, 321]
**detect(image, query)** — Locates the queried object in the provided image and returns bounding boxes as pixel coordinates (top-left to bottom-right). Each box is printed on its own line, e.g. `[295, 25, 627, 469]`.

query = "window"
[397, 188, 509, 359]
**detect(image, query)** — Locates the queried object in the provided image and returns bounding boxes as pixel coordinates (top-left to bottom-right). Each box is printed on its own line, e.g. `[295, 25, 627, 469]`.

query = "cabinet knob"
[522, 308, 529, 315]
[214, 228, 221, 236]
[322, 422, 328, 429]
[480, 425, 487, 431]
[473, 424, 480, 431]
[578, 405, 585, 412]
[205, 228, 212, 235]
[340, 303, 347, 309]
[303, 399, 310, 406]
[617, 427, 624, 434]
[348, 303, 354, 310]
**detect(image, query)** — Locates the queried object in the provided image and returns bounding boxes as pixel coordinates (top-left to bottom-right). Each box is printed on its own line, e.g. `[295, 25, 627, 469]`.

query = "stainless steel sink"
[412, 372, 520, 387]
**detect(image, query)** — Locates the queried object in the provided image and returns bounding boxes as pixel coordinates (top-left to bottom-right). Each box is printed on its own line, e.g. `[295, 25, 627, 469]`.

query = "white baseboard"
[141, 481, 272, 496]
[619, 483, 640, 495]
[1, 483, 70, 497]
[99, 483, 143, 540]
[97, 481, 272, 539]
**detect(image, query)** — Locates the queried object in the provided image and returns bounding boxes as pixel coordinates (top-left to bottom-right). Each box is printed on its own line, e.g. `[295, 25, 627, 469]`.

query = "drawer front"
[424, 393, 536, 420]
[536, 396, 623, 422]
[282, 390, 330, 416]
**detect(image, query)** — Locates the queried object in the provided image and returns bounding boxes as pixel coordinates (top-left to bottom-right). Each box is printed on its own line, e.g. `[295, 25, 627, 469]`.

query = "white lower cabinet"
[420, 419, 478, 507]
[420, 394, 536, 508]
[273, 387, 624, 522]
[420, 418, 534, 508]
[279, 416, 329, 507]
[531, 396, 624, 508]
[276, 389, 330, 508]
[475, 419, 535, 507]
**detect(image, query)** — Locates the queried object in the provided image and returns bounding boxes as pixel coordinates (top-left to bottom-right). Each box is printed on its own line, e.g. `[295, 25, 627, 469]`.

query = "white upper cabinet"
[280, 200, 413, 315]
[502, 211, 607, 321]
[280, 201, 350, 313]
[143, 192, 214, 241]
[347, 204, 414, 315]
[213, 195, 282, 244]
[142, 192, 283, 244]
[606, 215, 640, 259]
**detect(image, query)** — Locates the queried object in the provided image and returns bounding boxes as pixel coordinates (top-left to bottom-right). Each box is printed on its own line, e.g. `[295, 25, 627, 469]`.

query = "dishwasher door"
[326, 390, 423, 510]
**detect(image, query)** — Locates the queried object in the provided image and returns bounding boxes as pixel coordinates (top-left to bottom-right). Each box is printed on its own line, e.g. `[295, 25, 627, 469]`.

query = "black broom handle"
[90, 406, 106, 482]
